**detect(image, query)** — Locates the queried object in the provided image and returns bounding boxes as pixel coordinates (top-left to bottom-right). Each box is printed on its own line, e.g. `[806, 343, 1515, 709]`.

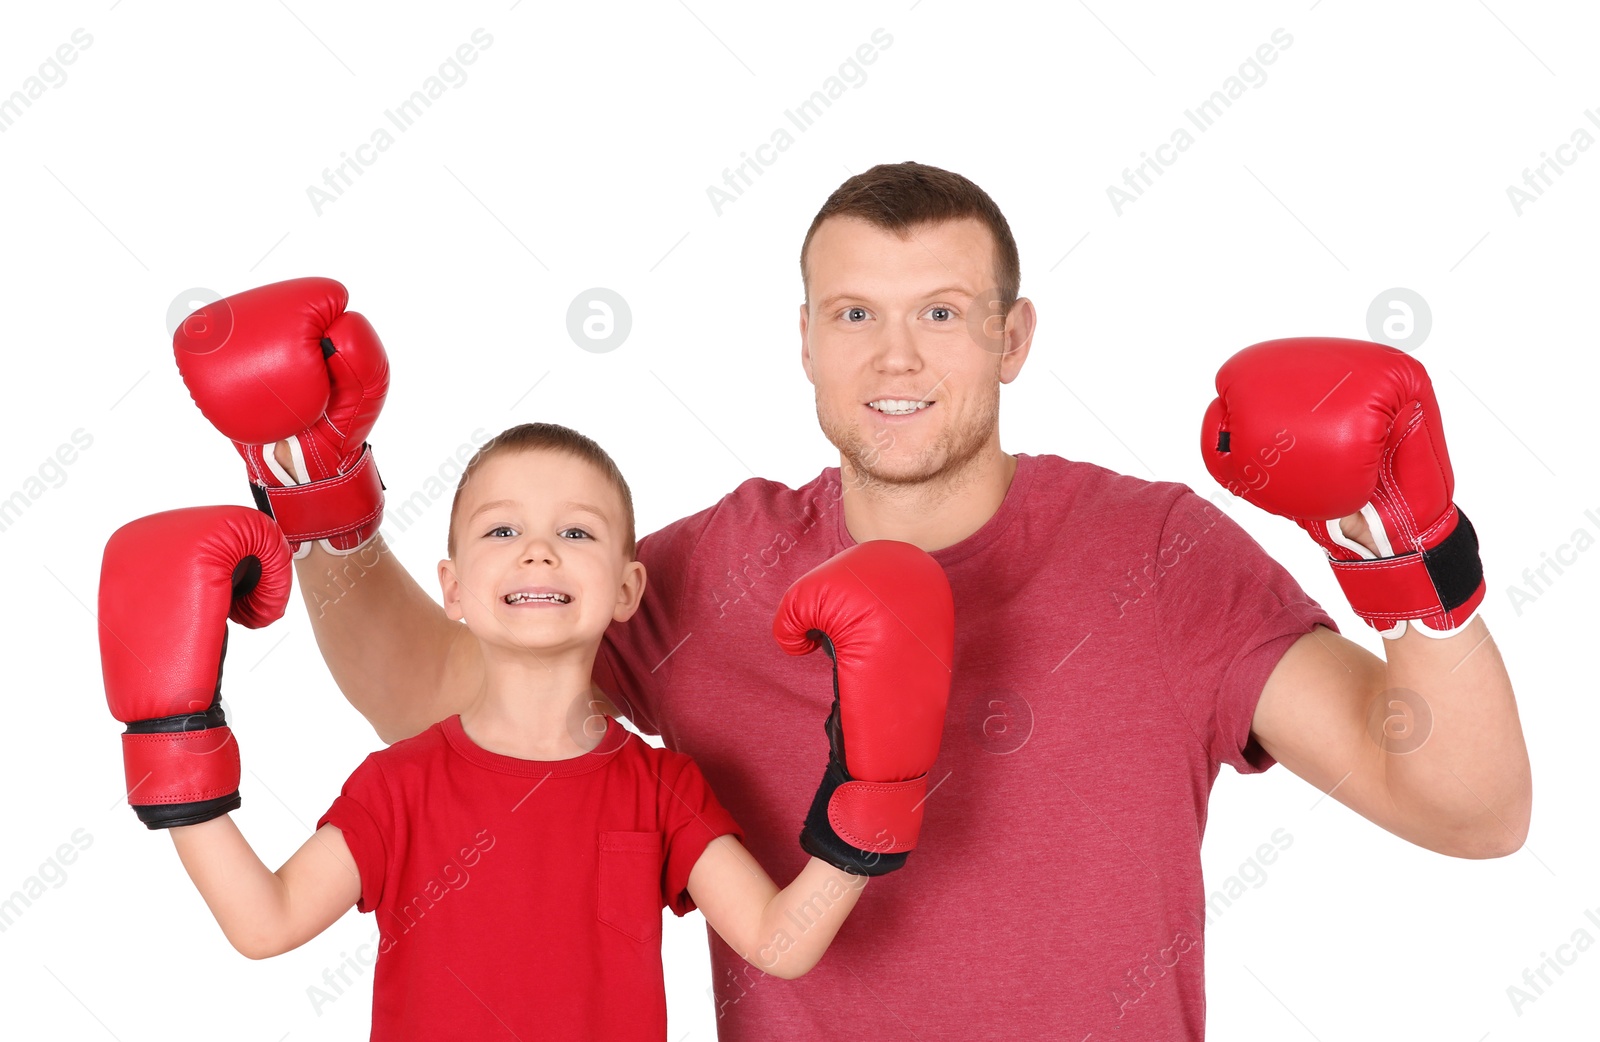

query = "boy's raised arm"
[99, 505, 363, 957]
[170, 819, 361, 960]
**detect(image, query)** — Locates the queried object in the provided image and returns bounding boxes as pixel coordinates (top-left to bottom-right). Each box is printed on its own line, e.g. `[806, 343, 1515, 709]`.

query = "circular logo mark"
[567, 287, 632, 354]
[1365, 288, 1432, 353]
[163, 687, 237, 758]
[169, 287, 233, 357]
[967, 690, 1034, 755]
[1365, 687, 1433, 755]
[564, 688, 633, 765]
[964, 286, 1010, 356]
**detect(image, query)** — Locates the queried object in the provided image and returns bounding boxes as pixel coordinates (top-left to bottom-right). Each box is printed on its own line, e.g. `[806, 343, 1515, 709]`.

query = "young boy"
[97, 422, 954, 1041]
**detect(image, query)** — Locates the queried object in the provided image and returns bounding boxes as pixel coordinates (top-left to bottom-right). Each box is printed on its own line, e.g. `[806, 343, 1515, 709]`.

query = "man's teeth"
[868, 399, 932, 415]
[504, 592, 570, 604]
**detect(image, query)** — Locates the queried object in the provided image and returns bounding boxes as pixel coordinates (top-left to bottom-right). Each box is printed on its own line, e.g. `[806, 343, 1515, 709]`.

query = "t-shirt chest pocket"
[597, 830, 663, 944]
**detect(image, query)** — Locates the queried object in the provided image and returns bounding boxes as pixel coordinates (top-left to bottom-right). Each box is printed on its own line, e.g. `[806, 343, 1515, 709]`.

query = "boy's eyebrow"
[469, 499, 518, 520]
[469, 499, 610, 523]
[560, 501, 610, 524]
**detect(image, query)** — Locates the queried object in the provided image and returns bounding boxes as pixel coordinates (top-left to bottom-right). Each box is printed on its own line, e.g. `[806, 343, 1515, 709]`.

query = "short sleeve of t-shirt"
[593, 505, 719, 737]
[655, 750, 744, 917]
[316, 754, 394, 913]
[1154, 489, 1340, 774]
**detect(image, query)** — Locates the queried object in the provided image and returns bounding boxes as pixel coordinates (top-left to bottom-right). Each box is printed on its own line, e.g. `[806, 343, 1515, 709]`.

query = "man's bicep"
[1252, 626, 1395, 821]
[362, 614, 483, 745]
[297, 537, 478, 744]
[385, 616, 483, 740]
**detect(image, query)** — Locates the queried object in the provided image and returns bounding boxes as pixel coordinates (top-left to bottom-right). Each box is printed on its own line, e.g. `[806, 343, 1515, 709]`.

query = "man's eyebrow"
[815, 286, 976, 311]
[468, 499, 610, 523]
[814, 293, 857, 312]
[916, 285, 979, 303]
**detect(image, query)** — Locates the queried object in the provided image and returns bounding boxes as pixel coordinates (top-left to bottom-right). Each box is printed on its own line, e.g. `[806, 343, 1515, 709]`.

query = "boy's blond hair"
[446, 423, 636, 561]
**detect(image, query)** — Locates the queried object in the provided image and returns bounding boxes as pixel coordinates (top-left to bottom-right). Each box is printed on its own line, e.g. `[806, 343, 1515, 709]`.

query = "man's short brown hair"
[446, 423, 636, 561]
[799, 161, 1021, 311]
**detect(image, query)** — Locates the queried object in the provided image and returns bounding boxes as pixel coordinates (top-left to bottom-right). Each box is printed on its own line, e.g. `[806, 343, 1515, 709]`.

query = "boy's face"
[798, 216, 1034, 486]
[438, 450, 644, 656]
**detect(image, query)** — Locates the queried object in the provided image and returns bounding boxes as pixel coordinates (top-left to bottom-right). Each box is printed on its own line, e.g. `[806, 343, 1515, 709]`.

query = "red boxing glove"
[774, 540, 955, 875]
[173, 277, 389, 558]
[99, 506, 291, 828]
[1201, 337, 1485, 638]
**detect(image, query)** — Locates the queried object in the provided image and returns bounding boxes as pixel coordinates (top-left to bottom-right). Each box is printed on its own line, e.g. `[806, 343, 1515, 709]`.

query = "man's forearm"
[1377, 617, 1531, 857]
[294, 535, 480, 743]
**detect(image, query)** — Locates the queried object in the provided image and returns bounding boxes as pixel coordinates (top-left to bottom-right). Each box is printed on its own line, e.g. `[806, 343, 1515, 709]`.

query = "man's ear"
[799, 302, 814, 384]
[438, 559, 463, 622]
[999, 296, 1038, 385]
[613, 559, 647, 623]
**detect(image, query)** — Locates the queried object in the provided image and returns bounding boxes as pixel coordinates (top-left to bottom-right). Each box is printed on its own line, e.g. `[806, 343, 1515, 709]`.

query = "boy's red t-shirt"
[317, 713, 742, 1041]
[594, 453, 1338, 1041]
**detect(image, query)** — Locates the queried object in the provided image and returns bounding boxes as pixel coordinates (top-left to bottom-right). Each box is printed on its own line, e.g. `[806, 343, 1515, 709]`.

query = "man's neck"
[839, 449, 1018, 553]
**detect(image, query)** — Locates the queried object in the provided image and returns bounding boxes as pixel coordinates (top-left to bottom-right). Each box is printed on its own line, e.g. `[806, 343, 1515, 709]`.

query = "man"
[175, 162, 1530, 1040]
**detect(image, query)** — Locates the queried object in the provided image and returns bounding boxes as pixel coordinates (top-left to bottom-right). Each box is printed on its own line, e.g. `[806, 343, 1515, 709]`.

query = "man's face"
[438, 449, 644, 655]
[799, 216, 1033, 487]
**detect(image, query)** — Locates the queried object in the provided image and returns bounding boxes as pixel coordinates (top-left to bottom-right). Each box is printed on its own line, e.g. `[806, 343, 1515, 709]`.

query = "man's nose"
[874, 317, 922, 371]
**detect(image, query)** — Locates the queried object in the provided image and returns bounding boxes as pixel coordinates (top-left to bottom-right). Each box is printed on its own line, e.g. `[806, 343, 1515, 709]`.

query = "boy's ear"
[613, 560, 647, 623]
[438, 559, 463, 621]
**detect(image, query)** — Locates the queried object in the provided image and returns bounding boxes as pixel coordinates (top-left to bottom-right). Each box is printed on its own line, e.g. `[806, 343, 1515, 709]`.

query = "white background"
[1, 1, 1595, 1038]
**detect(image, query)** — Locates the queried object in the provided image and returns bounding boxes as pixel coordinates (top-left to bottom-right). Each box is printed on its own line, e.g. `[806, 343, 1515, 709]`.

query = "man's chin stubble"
[819, 408, 995, 498]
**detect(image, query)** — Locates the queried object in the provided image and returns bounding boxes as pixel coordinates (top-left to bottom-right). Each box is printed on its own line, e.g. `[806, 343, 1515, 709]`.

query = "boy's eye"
[486, 525, 591, 540]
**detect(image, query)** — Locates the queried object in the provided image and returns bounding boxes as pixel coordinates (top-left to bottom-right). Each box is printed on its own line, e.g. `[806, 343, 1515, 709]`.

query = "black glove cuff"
[135, 792, 241, 830]
[799, 759, 908, 877]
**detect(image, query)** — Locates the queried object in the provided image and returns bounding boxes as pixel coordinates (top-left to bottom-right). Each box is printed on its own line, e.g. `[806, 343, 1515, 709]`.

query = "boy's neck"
[460, 647, 608, 760]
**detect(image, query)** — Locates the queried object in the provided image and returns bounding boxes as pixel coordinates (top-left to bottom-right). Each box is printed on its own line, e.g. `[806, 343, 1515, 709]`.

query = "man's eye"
[843, 307, 869, 322]
[560, 528, 592, 540]
[927, 306, 953, 322]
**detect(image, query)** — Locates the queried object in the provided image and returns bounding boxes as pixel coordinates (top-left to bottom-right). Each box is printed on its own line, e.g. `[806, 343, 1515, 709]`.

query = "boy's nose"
[521, 538, 557, 564]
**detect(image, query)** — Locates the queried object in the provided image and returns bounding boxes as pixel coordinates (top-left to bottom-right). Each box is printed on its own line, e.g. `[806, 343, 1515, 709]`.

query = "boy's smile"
[502, 587, 573, 607]
[440, 449, 643, 655]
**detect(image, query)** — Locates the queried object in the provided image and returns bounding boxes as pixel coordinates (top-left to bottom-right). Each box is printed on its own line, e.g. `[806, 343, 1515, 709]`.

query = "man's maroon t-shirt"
[318, 714, 742, 1041]
[594, 453, 1337, 1041]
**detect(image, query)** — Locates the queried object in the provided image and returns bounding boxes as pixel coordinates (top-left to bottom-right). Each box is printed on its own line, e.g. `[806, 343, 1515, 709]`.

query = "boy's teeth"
[505, 592, 570, 604]
[869, 399, 931, 415]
